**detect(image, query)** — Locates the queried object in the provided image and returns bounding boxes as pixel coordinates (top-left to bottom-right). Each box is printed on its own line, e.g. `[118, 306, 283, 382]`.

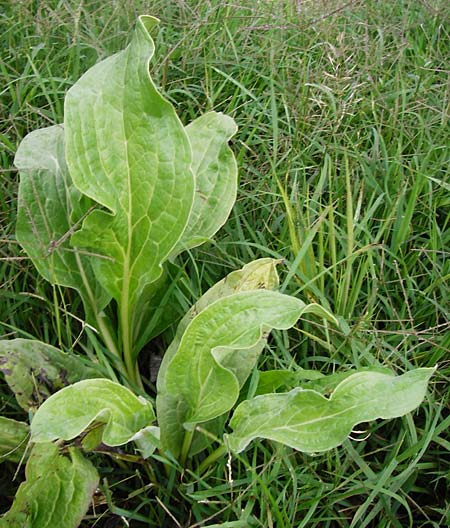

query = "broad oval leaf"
[0, 416, 29, 464]
[172, 111, 238, 256]
[14, 125, 110, 317]
[159, 289, 336, 458]
[31, 379, 155, 446]
[227, 368, 435, 453]
[66, 16, 194, 307]
[0, 443, 98, 528]
[0, 339, 99, 411]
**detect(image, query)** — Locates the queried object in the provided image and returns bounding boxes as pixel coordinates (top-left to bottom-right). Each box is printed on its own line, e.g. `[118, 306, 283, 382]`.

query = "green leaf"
[30, 379, 155, 446]
[66, 16, 194, 309]
[14, 125, 110, 317]
[157, 258, 281, 390]
[133, 110, 240, 349]
[80, 424, 105, 452]
[0, 417, 29, 464]
[204, 522, 255, 528]
[172, 111, 238, 255]
[227, 368, 435, 453]
[0, 339, 99, 411]
[158, 288, 335, 456]
[296, 367, 394, 395]
[131, 425, 160, 459]
[253, 368, 391, 396]
[188, 415, 228, 457]
[254, 367, 395, 396]
[255, 369, 324, 396]
[0, 443, 98, 528]
[166, 291, 335, 425]
[156, 259, 283, 456]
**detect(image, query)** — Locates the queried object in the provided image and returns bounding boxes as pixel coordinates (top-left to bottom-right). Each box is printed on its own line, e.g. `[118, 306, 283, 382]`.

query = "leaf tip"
[138, 15, 160, 34]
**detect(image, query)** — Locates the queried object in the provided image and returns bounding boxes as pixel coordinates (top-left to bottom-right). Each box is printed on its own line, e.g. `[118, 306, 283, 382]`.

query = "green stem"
[96, 314, 132, 382]
[133, 362, 145, 392]
[120, 304, 145, 391]
[120, 301, 136, 380]
[96, 315, 120, 360]
[179, 429, 195, 467]
[197, 445, 227, 475]
[75, 251, 123, 370]
[74, 251, 143, 389]
[52, 285, 63, 349]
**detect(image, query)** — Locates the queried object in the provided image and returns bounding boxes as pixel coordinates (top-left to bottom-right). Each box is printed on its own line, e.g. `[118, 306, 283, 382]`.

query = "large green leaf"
[158, 287, 335, 456]
[172, 111, 238, 256]
[227, 368, 435, 453]
[156, 259, 282, 456]
[133, 109, 239, 351]
[14, 125, 110, 317]
[31, 379, 155, 446]
[0, 339, 99, 411]
[0, 417, 29, 464]
[66, 16, 194, 309]
[157, 258, 281, 390]
[166, 291, 335, 425]
[0, 443, 98, 528]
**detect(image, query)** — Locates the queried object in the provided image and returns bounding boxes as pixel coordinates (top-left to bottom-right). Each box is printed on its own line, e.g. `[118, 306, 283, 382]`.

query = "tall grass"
[1, 0, 449, 526]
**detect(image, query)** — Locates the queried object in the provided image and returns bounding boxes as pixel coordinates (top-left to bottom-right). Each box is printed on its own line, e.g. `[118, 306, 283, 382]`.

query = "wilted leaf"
[0, 417, 29, 464]
[0, 339, 99, 411]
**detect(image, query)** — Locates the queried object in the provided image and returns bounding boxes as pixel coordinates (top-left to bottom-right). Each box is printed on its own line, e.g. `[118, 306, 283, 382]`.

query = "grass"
[1, 0, 449, 526]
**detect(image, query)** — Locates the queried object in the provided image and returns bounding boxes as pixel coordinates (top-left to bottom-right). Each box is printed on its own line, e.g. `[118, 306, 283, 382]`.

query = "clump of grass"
[1, 0, 449, 526]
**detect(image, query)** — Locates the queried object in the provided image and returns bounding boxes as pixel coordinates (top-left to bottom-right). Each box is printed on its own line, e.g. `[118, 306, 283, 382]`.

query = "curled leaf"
[166, 290, 335, 425]
[156, 259, 282, 456]
[157, 258, 282, 391]
[158, 286, 335, 456]
[31, 379, 155, 446]
[227, 368, 435, 453]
